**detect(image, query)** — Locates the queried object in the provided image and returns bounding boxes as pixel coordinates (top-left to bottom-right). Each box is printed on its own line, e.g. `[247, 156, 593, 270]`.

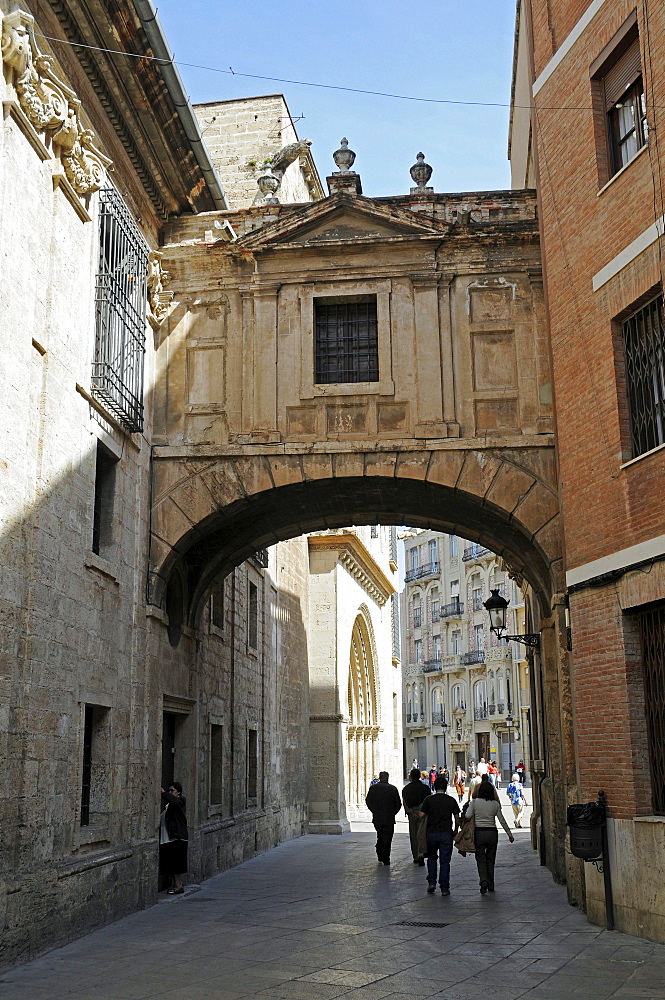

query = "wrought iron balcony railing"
[463, 544, 490, 562]
[474, 705, 488, 720]
[404, 561, 440, 583]
[462, 650, 485, 665]
[440, 599, 464, 619]
[423, 657, 443, 673]
[432, 711, 445, 725]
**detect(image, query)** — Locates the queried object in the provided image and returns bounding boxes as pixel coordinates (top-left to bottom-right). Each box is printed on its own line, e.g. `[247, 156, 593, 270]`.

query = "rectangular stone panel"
[187, 347, 224, 405]
[472, 331, 518, 390]
[469, 285, 513, 323]
[326, 402, 368, 436]
[475, 397, 520, 434]
[286, 405, 317, 437]
[377, 401, 408, 433]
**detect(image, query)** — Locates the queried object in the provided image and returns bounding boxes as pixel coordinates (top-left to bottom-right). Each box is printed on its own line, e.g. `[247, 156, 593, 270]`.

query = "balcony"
[250, 548, 269, 569]
[406, 713, 426, 727]
[474, 705, 488, 721]
[440, 599, 464, 619]
[423, 656, 442, 673]
[463, 544, 490, 562]
[432, 711, 445, 725]
[405, 561, 440, 583]
[462, 650, 485, 665]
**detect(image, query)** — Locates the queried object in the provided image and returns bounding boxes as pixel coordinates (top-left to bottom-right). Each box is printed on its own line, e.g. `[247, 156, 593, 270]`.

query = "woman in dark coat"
[160, 782, 188, 893]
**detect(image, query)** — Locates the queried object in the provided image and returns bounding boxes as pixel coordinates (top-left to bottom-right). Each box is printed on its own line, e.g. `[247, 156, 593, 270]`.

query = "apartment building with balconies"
[400, 528, 529, 779]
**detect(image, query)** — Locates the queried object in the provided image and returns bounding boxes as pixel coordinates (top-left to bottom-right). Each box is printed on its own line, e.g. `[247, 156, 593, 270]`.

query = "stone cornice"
[308, 532, 396, 606]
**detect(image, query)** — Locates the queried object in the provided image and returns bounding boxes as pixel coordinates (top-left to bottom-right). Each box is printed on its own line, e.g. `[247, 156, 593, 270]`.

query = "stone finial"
[333, 138, 356, 174]
[257, 169, 280, 204]
[410, 152, 433, 194]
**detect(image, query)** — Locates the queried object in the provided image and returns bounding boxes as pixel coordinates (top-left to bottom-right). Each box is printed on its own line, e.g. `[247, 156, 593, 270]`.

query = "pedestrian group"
[365, 762, 528, 896]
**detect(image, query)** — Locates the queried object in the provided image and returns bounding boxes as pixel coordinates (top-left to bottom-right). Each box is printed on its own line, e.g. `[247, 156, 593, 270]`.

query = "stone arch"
[149, 446, 561, 631]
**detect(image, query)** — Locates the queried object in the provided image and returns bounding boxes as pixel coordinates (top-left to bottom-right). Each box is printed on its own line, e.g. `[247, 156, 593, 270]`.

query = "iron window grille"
[639, 606, 665, 814]
[93, 188, 149, 433]
[622, 293, 665, 457]
[314, 297, 378, 384]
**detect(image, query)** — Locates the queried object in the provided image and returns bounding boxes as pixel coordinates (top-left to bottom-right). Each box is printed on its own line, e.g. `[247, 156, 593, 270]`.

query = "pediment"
[238, 194, 449, 250]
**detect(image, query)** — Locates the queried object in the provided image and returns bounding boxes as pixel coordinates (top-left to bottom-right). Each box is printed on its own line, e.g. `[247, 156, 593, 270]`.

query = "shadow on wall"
[0, 423, 311, 969]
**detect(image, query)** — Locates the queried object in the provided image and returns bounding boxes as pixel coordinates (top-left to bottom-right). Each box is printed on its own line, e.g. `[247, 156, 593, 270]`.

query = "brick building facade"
[512, 0, 665, 942]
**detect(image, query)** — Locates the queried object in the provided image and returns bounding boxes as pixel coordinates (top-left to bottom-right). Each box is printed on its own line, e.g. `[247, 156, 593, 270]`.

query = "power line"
[34, 30, 598, 113]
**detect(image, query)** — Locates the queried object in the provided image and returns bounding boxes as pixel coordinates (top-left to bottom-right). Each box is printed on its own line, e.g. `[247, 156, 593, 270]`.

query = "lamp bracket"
[502, 633, 541, 649]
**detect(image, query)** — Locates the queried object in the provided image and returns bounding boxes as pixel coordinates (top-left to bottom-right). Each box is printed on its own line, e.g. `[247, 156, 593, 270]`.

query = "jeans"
[474, 827, 498, 887]
[426, 831, 454, 888]
[373, 822, 395, 862]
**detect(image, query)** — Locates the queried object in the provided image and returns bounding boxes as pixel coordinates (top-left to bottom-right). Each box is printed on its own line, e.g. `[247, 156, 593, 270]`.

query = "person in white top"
[476, 758, 488, 776]
[466, 779, 514, 893]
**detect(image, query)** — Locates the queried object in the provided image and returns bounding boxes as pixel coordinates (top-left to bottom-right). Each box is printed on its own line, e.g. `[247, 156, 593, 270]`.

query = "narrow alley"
[2, 812, 663, 1000]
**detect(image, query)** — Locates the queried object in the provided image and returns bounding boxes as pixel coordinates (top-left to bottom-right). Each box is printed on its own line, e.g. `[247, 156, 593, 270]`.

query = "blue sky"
[155, 1, 517, 197]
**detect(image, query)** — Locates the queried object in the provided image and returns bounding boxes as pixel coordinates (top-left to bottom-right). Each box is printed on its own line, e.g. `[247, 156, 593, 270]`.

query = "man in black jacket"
[365, 771, 402, 865]
[402, 768, 431, 865]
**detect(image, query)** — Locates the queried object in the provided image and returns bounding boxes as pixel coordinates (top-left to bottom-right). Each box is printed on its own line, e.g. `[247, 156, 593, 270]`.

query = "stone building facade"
[0, 1, 402, 970]
[512, 0, 665, 942]
[401, 529, 529, 781]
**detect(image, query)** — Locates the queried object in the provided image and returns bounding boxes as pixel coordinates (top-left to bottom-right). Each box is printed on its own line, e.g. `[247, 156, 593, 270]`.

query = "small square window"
[314, 296, 378, 384]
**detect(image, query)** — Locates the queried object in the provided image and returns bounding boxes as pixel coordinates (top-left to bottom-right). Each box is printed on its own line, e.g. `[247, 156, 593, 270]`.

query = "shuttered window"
[592, 20, 647, 178]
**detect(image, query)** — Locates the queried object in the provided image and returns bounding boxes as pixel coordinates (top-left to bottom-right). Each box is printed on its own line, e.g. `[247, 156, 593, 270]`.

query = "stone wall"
[193, 94, 323, 209]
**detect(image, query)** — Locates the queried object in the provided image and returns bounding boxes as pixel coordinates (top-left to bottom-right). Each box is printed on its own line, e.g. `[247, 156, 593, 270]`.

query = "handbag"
[454, 812, 476, 855]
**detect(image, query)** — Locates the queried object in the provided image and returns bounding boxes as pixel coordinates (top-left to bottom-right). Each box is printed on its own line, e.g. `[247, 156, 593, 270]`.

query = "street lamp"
[483, 589, 541, 649]
[441, 719, 448, 771]
[506, 713, 514, 777]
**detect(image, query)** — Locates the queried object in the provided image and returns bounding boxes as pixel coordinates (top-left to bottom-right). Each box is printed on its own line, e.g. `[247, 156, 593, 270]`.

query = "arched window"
[432, 688, 444, 724]
[474, 680, 488, 720]
[489, 670, 496, 710]
[419, 683, 425, 719]
[412, 596, 422, 629]
[506, 670, 512, 713]
[406, 684, 413, 722]
[451, 683, 466, 710]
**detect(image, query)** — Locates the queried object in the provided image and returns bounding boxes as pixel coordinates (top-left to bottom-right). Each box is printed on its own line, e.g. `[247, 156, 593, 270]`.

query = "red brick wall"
[533, 0, 665, 571]
[530, 0, 665, 818]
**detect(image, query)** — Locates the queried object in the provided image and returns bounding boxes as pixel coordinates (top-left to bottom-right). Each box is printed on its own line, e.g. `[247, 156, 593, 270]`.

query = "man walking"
[418, 775, 460, 895]
[365, 771, 402, 865]
[402, 768, 431, 865]
[507, 772, 528, 827]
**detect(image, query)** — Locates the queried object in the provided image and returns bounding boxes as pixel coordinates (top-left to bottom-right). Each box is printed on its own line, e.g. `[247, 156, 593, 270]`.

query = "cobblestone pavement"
[2, 807, 665, 1000]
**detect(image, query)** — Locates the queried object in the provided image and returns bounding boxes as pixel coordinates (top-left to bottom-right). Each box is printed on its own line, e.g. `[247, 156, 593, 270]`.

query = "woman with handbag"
[466, 779, 514, 893]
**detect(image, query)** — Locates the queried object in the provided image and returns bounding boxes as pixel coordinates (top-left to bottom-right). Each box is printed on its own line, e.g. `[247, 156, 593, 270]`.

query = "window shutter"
[603, 37, 641, 108]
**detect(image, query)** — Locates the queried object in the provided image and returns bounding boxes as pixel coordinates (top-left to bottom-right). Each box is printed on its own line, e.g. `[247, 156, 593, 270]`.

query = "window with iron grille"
[314, 296, 378, 384]
[622, 293, 665, 457]
[93, 188, 149, 432]
[638, 606, 665, 814]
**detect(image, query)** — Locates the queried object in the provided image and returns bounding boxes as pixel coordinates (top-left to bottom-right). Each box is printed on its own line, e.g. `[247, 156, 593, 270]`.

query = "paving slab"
[2, 820, 665, 1000]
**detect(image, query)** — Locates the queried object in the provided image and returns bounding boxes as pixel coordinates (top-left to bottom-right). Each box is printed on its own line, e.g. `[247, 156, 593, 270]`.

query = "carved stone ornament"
[332, 137, 356, 174]
[146, 251, 174, 330]
[1, 6, 111, 195]
[410, 152, 433, 193]
[256, 169, 280, 204]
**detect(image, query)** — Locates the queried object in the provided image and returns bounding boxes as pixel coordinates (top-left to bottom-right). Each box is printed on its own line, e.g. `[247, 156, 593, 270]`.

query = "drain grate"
[396, 921, 449, 928]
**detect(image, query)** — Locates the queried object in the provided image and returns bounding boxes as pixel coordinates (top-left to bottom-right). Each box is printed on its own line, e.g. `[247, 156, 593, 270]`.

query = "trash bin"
[567, 800, 605, 861]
